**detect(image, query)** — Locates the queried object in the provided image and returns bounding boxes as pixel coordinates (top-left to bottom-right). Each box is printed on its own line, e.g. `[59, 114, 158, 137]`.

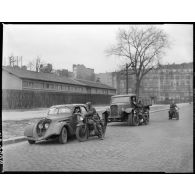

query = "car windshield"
[48, 107, 71, 115]
[111, 96, 130, 103]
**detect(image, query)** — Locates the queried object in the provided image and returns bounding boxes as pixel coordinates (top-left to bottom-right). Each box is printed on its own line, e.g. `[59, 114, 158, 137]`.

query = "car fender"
[24, 123, 36, 137]
[51, 121, 70, 135]
[124, 108, 133, 114]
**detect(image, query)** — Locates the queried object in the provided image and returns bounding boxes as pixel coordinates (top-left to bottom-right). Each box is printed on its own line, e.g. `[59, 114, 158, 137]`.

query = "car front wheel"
[59, 127, 68, 144]
[28, 140, 35, 144]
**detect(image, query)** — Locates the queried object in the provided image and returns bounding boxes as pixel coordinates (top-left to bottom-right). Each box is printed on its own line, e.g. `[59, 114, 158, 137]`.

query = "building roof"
[112, 93, 136, 97]
[3, 66, 116, 90]
[160, 62, 193, 69]
[76, 79, 115, 90]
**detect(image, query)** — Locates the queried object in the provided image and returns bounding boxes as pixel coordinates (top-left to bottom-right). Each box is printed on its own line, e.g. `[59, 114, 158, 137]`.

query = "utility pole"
[17, 56, 19, 66]
[20, 56, 23, 67]
[126, 63, 129, 94]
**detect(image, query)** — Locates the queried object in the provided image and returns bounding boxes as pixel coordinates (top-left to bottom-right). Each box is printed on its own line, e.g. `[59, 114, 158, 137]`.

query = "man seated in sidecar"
[169, 100, 178, 119]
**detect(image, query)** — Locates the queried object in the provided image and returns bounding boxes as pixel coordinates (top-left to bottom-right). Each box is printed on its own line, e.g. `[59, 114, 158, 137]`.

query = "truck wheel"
[177, 113, 179, 120]
[127, 113, 133, 126]
[59, 127, 68, 144]
[76, 125, 87, 142]
[132, 114, 139, 126]
[28, 140, 35, 144]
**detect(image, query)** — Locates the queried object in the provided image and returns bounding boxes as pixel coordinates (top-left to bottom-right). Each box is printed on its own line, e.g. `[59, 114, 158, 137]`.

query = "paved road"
[3, 104, 193, 172]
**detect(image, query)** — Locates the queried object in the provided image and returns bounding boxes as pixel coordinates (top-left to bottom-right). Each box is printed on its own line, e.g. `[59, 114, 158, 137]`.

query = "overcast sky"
[3, 24, 193, 73]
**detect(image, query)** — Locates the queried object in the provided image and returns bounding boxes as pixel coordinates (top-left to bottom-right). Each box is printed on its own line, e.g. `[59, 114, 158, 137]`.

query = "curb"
[3, 136, 27, 146]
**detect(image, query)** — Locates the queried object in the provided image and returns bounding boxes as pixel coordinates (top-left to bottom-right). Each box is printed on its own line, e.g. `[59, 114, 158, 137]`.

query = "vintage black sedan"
[24, 104, 88, 144]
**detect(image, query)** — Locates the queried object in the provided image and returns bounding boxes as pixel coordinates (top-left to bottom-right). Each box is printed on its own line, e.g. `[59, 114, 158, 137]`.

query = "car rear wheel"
[59, 127, 68, 144]
[28, 140, 35, 144]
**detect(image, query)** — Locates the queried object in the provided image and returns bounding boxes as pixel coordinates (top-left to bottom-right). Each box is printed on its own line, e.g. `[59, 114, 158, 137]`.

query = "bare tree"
[106, 25, 169, 98]
[27, 56, 42, 72]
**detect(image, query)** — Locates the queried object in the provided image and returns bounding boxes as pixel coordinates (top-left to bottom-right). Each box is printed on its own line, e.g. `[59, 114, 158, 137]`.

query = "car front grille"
[36, 118, 51, 137]
[110, 105, 119, 117]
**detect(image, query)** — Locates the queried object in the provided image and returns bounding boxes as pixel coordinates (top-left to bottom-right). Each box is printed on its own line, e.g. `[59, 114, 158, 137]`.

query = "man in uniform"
[85, 102, 104, 140]
[169, 100, 178, 118]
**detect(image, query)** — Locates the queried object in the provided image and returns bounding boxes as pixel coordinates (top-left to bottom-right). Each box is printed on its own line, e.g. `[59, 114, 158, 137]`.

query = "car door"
[70, 106, 81, 133]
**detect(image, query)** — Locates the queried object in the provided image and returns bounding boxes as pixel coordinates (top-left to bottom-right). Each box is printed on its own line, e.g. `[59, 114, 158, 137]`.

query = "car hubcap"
[62, 128, 67, 141]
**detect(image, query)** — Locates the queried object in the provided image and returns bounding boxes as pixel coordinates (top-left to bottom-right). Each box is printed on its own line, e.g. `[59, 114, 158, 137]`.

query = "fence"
[2, 89, 113, 109]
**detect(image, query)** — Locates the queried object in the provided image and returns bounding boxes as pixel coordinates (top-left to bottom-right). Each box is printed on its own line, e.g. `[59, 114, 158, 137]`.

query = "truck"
[108, 94, 152, 126]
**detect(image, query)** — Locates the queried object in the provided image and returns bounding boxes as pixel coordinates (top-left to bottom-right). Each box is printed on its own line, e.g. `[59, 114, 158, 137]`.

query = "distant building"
[97, 62, 193, 103]
[73, 64, 95, 81]
[96, 72, 118, 89]
[2, 66, 116, 95]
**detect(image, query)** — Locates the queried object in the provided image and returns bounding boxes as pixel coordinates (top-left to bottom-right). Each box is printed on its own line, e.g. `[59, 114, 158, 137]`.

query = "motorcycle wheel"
[144, 115, 149, 125]
[76, 125, 87, 142]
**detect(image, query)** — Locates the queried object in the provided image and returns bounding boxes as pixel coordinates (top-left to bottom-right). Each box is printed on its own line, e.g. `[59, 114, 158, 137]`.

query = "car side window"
[73, 106, 81, 114]
[58, 107, 71, 114]
[80, 106, 88, 115]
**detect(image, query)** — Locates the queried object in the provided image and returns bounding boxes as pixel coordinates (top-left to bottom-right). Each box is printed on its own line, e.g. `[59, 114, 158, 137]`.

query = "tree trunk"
[135, 78, 140, 100]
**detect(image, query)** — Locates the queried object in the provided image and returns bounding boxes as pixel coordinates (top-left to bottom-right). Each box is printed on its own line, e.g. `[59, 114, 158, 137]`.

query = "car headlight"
[44, 123, 50, 129]
[38, 123, 43, 129]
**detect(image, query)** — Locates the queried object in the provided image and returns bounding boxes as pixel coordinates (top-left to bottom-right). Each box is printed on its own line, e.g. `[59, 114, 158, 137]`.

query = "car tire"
[28, 140, 35, 144]
[59, 127, 68, 144]
[76, 125, 87, 142]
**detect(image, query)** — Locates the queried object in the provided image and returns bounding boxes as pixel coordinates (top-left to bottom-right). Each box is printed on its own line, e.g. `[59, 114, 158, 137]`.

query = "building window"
[23, 81, 28, 87]
[46, 83, 49, 88]
[58, 85, 62, 90]
[29, 82, 33, 87]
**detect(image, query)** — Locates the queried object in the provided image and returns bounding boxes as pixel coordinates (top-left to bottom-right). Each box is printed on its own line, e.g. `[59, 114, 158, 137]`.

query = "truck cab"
[108, 94, 151, 126]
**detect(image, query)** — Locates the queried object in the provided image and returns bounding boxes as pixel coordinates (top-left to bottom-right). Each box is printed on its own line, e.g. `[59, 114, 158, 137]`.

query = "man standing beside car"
[85, 102, 104, 140]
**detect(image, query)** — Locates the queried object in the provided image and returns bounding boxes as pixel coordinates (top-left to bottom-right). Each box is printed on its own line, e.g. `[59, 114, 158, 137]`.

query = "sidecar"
[169, 107, 179, 120]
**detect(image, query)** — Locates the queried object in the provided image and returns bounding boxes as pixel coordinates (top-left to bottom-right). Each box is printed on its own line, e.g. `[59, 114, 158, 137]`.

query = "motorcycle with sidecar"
[75, 111, 108, 141]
